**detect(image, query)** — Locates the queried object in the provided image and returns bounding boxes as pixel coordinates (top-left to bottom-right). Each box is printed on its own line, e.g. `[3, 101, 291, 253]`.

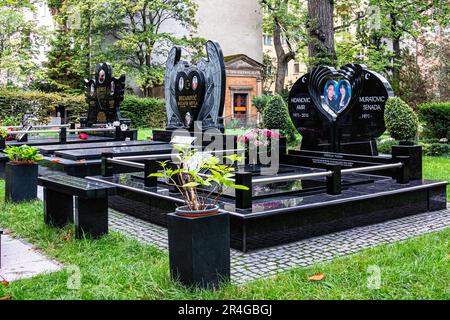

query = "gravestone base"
[306, 140, 378, 156]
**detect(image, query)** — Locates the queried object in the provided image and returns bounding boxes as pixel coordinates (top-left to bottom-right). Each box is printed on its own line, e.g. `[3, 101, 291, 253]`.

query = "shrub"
[418, 102, 450, 140]
[377, 139, 397, 155]
[0, 89, 166, 129]
[384, 97, 419, 143]
[263, 94, 299, 145]
[120, 95, 166, 129]
[252, 95, 271, 114]
[0, 89, 86, 124]
[421, 142, 450, 157]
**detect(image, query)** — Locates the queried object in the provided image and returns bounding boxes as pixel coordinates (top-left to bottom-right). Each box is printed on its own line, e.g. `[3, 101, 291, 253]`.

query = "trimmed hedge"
[121, 96, 165, 129]
[418, 102, 450, 140]
[0, 90, 166, 129]
[0, 89, 86, 124]
[384, 97, 419, 143]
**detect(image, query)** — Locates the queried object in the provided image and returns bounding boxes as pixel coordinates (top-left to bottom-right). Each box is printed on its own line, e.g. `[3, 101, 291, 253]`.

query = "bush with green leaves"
[420, 142, 450, 157]
[262, 94, 299, 145]
[377, 139, 398, 155]
[384, 97, 419, 143]
[252, 95, 272, 114]
[0, 89, 86, 124]
[0, 90, 166, 129]
[120, 95, 166, 129]
[4, 145, 43, 163]
[418, 102, 450, 140]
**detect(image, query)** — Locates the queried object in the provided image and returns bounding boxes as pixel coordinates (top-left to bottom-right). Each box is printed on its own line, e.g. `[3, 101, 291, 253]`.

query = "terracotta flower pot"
[175, 205, 219, 217]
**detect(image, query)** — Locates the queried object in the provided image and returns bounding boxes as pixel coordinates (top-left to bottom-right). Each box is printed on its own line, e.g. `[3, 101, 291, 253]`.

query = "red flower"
[79, 133, 89, 140]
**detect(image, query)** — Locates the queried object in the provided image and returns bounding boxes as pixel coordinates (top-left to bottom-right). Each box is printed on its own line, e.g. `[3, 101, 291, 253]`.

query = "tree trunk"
[391, 36, 401, 93]
[273, 21, 294, 93]
[307, 0, 336, 67]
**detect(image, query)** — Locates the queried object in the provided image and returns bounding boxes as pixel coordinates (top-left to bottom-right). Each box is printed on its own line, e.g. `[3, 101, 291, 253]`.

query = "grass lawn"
[0, 176, 449, 299]
[423, 156, 450, 201]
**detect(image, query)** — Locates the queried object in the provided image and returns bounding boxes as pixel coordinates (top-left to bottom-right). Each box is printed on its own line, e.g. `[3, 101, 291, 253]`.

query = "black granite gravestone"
[83, 63, 130, 128]
[164, 41, 226, 131]
[289, 64, 394, 155]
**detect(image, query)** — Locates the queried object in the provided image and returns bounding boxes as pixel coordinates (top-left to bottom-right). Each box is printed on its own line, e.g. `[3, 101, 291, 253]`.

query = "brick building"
[223, 55, 264, 126]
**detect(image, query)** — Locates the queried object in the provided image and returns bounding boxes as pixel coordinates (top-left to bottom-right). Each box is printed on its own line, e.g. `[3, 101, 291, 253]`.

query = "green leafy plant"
[263, 94, 299, 145]
[384, 97, 419, 143]
[150, 145, 249, 212]
[3, 145, 43, 164]
[418, 102, 450, 140]
[0, 128, 9, 139]
[377, 138, 398, 155]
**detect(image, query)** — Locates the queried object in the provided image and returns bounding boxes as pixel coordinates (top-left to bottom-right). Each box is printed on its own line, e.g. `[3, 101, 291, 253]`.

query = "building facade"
[223, 55, 264, 127]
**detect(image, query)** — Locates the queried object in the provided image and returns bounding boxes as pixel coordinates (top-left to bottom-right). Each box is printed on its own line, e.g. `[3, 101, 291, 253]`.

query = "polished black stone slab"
[38, 140, 163, 155]
[54, 143, 174, 160]
[6, 134, 115, 147]
[39, 175, 115, 198]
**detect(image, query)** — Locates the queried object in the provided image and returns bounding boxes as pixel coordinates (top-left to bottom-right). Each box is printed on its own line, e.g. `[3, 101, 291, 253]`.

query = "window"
[233, 93, 248, 117]
[263, 35, 273, 46]
[294, 63, 300, 74]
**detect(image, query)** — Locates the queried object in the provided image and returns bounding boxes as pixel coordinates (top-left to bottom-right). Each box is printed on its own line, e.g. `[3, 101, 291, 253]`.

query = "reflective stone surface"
[54, 143, 174, 160]
[6, 134, 115, 147]
[38, 140, 163, 155]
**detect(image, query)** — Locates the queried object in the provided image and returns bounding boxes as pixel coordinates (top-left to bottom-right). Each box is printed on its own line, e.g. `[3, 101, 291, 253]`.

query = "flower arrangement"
[237, 129, 280, 147]
[150, 145, 249, 213]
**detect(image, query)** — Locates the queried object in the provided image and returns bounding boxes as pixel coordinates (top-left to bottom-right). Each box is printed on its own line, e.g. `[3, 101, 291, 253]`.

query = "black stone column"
[168, 212, 230, 288]
[392, 145, 422, 180]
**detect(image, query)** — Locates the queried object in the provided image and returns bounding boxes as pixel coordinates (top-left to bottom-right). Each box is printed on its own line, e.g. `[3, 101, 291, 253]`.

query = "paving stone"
[109, 207, 450, 284]
[0, 235, 63, 282]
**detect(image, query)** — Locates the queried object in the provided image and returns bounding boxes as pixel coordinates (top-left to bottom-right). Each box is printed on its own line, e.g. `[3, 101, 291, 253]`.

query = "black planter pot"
[167, 211, 230, 289]
[5, 162, 39, 202]
[392, 144, 422, 180]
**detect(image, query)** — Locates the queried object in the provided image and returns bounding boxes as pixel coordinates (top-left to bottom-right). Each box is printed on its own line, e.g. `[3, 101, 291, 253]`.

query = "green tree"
[46, 0, 203, 96]
[85, 0, 203, 96]
[260, 0, 308, 93]
[363, 0, 446, 92]
[0, 0, 45, 87]
[307, 0, 337, 67]
[398, 49, 431, 109]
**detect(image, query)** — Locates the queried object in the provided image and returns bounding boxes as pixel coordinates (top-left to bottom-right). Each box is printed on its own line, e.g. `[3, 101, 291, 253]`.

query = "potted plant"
[150, 145, 248, 288]
[151, 144, 249, 217]
[0, 128, 9, 151]
[4, 145, 43, 202]
[384, 97, 421, 179]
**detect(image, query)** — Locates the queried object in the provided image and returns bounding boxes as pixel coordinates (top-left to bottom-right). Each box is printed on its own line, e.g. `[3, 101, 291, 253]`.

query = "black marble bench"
[38, 175, 116, 239]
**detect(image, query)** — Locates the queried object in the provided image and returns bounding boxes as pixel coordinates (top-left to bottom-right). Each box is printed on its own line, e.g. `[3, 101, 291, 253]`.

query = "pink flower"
[79, 133, 89, 140]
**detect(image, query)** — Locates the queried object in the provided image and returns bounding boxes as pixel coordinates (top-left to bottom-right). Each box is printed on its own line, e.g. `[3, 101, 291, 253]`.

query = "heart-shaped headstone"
[175, 70, 206, 129]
